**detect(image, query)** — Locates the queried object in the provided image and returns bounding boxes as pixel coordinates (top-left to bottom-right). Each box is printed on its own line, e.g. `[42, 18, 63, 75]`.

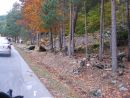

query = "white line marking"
[34, 91, 37, 96]
[26, 85, 32, 90]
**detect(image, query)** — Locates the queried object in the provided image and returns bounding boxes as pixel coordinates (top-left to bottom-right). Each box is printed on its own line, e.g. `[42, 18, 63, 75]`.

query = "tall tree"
[99, 0, 104, 61]
[111, 0, 117, 72]
[126, 0, 130, 61]
[69, 0, 73, 57]
[21, 0, 48, 45]
[58, 0, 66, 51]
[21, 0, 47, 34]
[84, 1, 88, 59]
[68, 0, 80, 57]
[40, 0, 59, 51]
[6, 2, 22, 41]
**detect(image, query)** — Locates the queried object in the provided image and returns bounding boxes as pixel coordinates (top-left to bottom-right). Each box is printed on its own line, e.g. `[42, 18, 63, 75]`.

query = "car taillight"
[8, 45, 11, 49]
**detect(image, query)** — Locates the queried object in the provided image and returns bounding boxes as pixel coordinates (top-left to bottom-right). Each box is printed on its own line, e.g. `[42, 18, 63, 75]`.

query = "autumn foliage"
[20, 0, 48, 34]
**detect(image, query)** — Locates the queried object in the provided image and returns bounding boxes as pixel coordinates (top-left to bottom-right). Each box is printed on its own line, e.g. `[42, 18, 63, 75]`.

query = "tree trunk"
[102, 1, 105, 54]
[54, 35, 56, 53]
[111, 0, 117, 72]
[59, 28, 62, 50]
[99, 0, 104, 61]
[121, 4, 125, 27]
[14, 36, 17, 43]
[73, 5, 78, 34]
[49, 30, 53, 52]
[36, 33, 39, 47]
[62, 22, 66, 50]
[61, 0, 67, 53]
[29, 31, 33, 45]
[68, 1, 79, 57]
[126, 0, 130, 61]
[69, 1, 73, 57]
[71, 3, 75, 56]
[84, 1, 88, 59]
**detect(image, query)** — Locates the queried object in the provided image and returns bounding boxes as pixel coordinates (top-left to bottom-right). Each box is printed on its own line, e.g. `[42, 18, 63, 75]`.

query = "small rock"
[80, 60, 86, 67]
[83, 58, 86, 61]
[119, 86, 128, 91]
[87, 63, 90, 67]
[111, 80, 117, 84]
[72, 61, 77, 64]
[118, 84, 128, 92]
[90, 89, 102, 97]
[90, 58, 95, 61]
[73, 69, 80, 75]
[117, 68, 124, 76]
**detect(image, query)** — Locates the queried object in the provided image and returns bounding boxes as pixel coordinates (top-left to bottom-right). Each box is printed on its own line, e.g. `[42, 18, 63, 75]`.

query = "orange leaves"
[22, 0, 48, 33]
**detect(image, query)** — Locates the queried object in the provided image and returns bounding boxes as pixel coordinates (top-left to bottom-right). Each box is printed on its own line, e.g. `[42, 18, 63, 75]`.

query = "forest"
[0, 0, 130, 97]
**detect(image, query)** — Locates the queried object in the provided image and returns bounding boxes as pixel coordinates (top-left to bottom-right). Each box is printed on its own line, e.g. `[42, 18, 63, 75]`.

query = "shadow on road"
[0, 54, 11, 57]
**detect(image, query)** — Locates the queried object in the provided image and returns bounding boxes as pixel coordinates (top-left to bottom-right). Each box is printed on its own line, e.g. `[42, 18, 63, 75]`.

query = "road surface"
[0, 46, 53, 98]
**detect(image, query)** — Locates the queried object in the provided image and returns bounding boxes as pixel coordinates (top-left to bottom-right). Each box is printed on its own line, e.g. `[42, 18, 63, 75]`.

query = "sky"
[0, 0, 19, 16]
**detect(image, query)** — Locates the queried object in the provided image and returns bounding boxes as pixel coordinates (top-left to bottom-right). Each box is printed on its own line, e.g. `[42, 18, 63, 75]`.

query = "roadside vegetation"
[1, 0, 130, 97]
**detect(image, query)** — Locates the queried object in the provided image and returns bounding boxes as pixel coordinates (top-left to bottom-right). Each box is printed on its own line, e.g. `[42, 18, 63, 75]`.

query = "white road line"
[33, 90, 37, 96]
[26, 85, 32, 90]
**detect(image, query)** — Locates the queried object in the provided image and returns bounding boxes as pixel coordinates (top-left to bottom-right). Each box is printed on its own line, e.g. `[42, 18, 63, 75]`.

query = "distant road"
[0, 46, 53, 98]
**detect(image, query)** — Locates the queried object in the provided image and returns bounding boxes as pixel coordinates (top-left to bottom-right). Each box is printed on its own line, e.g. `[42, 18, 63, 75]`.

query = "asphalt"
[0, 46, 53, 98]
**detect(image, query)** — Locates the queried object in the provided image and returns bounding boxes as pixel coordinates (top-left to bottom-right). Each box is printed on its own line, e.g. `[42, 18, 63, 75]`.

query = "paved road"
[0, 46, 53, 98]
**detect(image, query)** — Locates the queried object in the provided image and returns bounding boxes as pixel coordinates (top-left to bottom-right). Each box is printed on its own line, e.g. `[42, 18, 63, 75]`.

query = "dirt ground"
[16, 44, 130, 98]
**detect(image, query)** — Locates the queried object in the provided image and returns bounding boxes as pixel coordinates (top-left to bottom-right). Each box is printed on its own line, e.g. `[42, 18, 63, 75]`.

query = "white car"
[0, 37, 11, 56]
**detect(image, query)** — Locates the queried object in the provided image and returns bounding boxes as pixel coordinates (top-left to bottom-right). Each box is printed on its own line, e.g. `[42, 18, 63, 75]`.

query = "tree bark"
[36, 33, 40, 47]
[71, 3, 75, 56]
[68, 1, 79, 57]
[121, 4, 125, 27]
[102, 1, 105, 54]
[84, 1, 88, 59]
[62, 0, 67, 53]
[49, 30, 53, 52]
[54, 35, 56, 53]
[111, 0, 117, 72]
[99, 0, 104, 61]
[126, 0, 130, 61]
[73, 5, 78, 34]
[69, 1, 73, 57]
[59, 28, 62, 50]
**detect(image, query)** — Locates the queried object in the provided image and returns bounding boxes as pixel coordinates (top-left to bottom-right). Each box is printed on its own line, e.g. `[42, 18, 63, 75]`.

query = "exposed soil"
[16, 44, 130, 98]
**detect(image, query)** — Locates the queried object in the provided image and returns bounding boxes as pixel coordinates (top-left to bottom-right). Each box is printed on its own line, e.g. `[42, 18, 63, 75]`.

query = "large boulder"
[27, 45, 35, 50]
[39, 45, 46, 52]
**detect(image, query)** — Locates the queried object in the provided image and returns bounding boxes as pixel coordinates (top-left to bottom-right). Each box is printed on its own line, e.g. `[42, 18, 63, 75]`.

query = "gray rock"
[90, 89, 102, 97]
[80, 60, 86, 67]
[111, 80, 117, 84]
[73, 68, 80, 75]
[117, 68, 124, 76]
[118, 84, 128, 92]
